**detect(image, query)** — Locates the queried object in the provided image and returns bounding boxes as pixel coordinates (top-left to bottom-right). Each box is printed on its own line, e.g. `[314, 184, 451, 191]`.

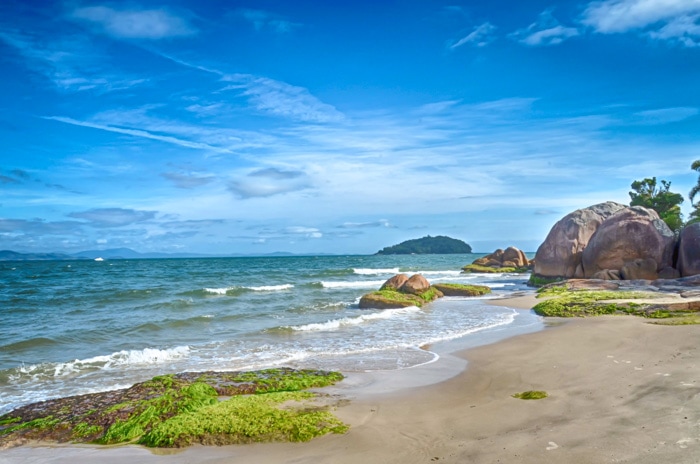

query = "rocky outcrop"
[678, 222, 700, 277]
[360, 274, 491, 309]
[380, 274, 409, 291]
[465, 246, 529, 272]
[619, 258, 659, 280]
[581, 207, 675, 278]
[533, 202, 626, 279]
[399, 274, 431, 295]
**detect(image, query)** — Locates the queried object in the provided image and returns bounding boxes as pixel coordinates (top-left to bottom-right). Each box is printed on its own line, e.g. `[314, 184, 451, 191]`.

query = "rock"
[502, 246, 529, 267]
[380, 274, 409, 291]
[472, 257, 489, 266]
[677, 222, 700, 277]
[620, 258, 659, 280]
[581, 206, 675, 278]
[533, 201, 627, 278]
[359, 292, 420, 309]
[432, 283, 491, 297]
[485, 259, 503, 267]
[591, 269, 621, 280]
[399, 274, 431, 295]
[502, 260, 518, 268]
[658, 267, 681, 279]
[563, 279, 621, 291]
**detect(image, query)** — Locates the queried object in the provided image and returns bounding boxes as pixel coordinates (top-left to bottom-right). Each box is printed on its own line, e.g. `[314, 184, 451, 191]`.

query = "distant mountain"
[0, 250, 77, 261]
[72, 248, 207, 259]
[375, 235, 473, 255]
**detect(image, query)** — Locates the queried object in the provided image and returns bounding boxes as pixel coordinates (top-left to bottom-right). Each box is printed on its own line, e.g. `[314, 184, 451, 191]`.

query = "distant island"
[375, 235, 472, 255]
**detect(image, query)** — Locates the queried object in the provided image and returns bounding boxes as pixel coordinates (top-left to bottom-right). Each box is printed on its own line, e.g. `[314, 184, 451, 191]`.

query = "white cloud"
[285, 226, 323, 239]
[632, 106, 699, 124]
[581, 0, 700, 46]
[228, 168, 312, 198]
[221, 74, 344, 123]
[161, 172, 215, 189]
[71, 6, 196, 39]
[511, 10, 579, 46]
[68, 208, 156, 227]
[450, 22, 497, 49]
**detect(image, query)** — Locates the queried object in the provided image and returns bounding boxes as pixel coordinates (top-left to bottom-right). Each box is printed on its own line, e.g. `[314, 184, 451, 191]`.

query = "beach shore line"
[3, 294, 699, 463]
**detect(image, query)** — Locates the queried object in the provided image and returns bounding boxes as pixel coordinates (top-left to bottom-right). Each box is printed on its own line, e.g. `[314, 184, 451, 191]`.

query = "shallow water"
[0, 254, 537, 414]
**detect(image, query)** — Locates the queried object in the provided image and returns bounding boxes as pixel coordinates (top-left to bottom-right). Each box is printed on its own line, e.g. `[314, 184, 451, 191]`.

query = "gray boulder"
[533, 201, 627, 278]
[581, 207, 675, 278]
[678, 223, 700, 277]
[620, 258, 659, 280]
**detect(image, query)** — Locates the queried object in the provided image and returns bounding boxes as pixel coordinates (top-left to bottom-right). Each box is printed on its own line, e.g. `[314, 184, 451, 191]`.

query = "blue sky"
[1, 0, 700, 255]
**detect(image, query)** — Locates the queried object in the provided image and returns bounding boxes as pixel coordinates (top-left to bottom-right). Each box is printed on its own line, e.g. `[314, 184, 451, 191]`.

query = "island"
[375, 235, 472, 255]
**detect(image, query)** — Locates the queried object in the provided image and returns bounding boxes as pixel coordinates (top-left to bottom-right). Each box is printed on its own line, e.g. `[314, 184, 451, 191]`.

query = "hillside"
[375, 236, 472, 255]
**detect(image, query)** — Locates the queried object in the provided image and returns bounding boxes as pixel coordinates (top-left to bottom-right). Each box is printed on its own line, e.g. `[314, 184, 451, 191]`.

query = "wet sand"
[3, 295, 700, 463]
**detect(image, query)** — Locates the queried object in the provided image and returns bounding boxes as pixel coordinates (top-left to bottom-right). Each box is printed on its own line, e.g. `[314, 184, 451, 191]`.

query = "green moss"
[462, 264, 525, 274]
[533, 289, 656, 317]
[528, 274, 564, 287]
[366, 289, 427, 307]
[142, 391, 348, 447]
[0, 369, 347, 449]
[650, 315, 700, 325]
[512, 391, 548, 400]
[417, 287, 441, 302]
[432, 283, 492, 297]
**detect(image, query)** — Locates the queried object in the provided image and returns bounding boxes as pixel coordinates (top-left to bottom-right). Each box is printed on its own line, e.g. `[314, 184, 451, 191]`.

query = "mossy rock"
[512, 390, 548, 400]
[461, 264, 526, 274]
[358, 287, 442, 309]
[432, 283, 491, 297]
[532, 287, 671, 318]
[0, 369, 347, 449]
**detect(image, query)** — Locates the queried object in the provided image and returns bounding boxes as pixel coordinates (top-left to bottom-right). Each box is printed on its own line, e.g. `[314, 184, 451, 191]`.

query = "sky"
[1, 0, 700, 255]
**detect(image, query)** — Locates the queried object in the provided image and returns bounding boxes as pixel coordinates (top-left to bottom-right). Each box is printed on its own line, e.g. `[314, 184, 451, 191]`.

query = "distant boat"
[94, 257, 104, 262]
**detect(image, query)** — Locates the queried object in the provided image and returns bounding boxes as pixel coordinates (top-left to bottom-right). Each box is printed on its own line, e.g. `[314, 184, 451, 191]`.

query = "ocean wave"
[286, 306, 422, 332]
[318, 280, 385, 289]
[6, 345, 191, 382]
[202, 284, 294, 295]
[352, 267, 400, 275]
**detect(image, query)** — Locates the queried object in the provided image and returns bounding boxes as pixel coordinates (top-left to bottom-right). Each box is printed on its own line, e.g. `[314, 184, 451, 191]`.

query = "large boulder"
[533, 202, 627, 278]
[677, 222, 700, 277]
[380, 274, 409, 291]
[502, 246, 529, 268]
[620, 258, 659, 280]
[581, 206, 675, 278]
[399, 274, 431, 295]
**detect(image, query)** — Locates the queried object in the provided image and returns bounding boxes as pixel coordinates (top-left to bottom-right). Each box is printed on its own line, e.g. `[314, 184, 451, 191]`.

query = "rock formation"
[533, 201, 627, 279]
[465, 246, 529, 272]
[581, 207, 675, 279]
[678, 222, 700, 277]
[399, 274, 431, 295]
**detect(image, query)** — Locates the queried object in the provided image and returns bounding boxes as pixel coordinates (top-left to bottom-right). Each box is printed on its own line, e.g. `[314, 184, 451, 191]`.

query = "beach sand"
[3, 295, 699, 463]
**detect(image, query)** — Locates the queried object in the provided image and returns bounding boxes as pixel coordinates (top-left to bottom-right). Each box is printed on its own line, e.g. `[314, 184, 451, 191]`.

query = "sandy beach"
[3, 295, 699, 464]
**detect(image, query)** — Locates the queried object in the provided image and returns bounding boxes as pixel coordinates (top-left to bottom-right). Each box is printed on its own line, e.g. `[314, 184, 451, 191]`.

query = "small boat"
[94, 257, 104, 262]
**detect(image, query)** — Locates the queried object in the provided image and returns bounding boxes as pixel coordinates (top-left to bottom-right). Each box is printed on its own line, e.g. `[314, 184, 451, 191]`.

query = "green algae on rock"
[512, 391, 548, 400]
[461, 264, 526, 274]
[358, 287, 442, 309]
[431, 283, 492, 297]
[0, 368, 347, 449]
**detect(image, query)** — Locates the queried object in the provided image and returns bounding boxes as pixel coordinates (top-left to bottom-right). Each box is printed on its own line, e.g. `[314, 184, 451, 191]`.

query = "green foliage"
[629, 177, 684, 231]
[462, 264, 525, 274]
[512, 391, 548, 400]
[142, 391, 348, 447]
[689, 160, 700, 224]
[376, 235, 472, 255]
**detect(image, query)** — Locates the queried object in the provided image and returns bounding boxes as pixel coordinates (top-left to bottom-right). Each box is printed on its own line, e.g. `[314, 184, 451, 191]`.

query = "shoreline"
[3, 295, 700, 463]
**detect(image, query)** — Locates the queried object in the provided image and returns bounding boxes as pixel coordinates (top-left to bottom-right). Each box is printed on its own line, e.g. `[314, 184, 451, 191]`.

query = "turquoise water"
[0, 254, 536, 414]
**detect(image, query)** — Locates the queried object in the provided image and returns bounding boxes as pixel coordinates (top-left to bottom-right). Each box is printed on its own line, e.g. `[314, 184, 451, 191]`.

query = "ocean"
[0, 254, 539, 415]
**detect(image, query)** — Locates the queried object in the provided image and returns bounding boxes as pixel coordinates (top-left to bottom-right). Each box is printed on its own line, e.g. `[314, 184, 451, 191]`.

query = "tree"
[688, 160, 700, 224]
[629, 177, 684, 232]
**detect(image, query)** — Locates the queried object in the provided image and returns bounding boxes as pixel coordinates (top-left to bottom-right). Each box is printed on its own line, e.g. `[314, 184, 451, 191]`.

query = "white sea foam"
[289, 306, 422, 332]
[353, 268, 400, 275]
[320, 280, 386, 289]
[204, 287, 230, 295]
[247, 284, 294, 291]
[418, 270, 463, 277]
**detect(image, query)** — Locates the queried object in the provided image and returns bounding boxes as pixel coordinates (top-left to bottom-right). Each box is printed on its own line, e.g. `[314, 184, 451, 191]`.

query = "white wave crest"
[353, 268, 400, 275]
[289, 306, 422, 332]
[417, 270, 462, 277]
[247, 284, 294, 292]
[320, 280, 385, 289]
[204, 287, 230, 295]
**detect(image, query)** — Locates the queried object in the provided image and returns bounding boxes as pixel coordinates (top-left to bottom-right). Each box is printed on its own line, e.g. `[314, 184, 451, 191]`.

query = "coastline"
[3, 296, 699, 463]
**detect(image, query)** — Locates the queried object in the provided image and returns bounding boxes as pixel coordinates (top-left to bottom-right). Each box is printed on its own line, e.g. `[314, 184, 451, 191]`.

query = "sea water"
[0, 254, 539, 415]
